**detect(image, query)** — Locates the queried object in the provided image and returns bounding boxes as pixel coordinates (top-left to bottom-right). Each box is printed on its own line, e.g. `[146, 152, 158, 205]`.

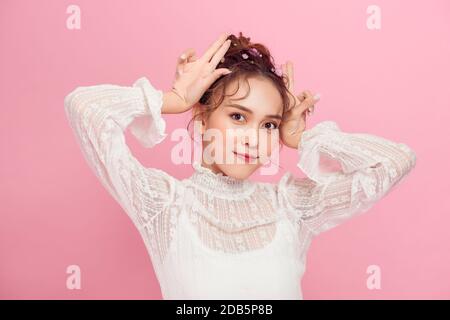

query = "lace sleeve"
[277, 120, 417, 236]
[64, 76, 176, 231]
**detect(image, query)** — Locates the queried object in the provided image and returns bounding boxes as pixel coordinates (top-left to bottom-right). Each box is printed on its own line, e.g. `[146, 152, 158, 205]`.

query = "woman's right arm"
[64, 76, 177, 232]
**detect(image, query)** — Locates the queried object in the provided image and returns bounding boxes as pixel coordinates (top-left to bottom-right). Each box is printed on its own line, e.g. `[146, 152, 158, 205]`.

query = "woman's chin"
[216, 162, 260, 180]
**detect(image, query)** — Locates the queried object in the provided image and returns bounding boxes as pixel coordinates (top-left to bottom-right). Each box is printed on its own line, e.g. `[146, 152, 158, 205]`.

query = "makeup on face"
[201, 76, 284, 178]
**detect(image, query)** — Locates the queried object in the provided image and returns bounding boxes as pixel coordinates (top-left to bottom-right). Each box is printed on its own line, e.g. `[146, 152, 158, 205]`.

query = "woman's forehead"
[224, 76, 283, 115]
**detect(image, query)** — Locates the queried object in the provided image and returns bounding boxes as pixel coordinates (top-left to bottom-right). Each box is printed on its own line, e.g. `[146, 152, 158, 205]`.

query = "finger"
[201, 33, 229, 63]
[188, 53, 197, 62]
[282, 63, 297, 108]
[302, 90, 315, 104]
[297, 92, 306, 102]
[309, 93, 321, 115]
[296, 90, 312, 110]
[177, 48, 196, 75]
[302, 90, 319, 115]
[286, 61, 294, 91]
[305, 90, 320, 102]
[177, 48, 196, 65]
[209, 39, 231, 70]
[204, 68, 233, 85]
[302, 110, 308, 123]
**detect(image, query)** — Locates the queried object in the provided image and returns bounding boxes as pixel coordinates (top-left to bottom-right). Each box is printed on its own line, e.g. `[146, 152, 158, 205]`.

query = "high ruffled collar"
[187, 160, 256, 197]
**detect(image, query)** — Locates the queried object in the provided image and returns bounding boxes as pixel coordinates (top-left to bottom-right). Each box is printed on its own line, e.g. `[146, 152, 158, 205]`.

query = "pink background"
[1, 0, 449, 299]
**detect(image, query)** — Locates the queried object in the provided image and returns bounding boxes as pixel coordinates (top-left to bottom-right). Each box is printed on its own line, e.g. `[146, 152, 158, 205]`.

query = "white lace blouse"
[64, 76, 417, 300]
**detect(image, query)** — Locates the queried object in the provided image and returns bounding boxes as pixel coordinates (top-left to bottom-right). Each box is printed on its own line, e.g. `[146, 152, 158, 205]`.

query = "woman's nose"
[240, 128, 259, 147]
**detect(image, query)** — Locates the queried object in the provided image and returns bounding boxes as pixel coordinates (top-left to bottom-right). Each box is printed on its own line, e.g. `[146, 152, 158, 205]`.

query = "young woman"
[64, 32, 416, 299]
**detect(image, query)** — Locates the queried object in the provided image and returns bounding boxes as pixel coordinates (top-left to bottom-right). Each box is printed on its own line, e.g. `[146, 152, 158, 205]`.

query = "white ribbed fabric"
[64, 76, 417, 300]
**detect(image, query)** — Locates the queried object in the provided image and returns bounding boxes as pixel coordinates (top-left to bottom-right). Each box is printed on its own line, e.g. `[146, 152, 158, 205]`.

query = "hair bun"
[227, 32, 252, 49]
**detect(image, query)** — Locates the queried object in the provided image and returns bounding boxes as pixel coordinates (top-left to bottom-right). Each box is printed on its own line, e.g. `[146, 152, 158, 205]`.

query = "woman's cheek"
[264, 130, 280, 158]
[255, 130, 269, 159]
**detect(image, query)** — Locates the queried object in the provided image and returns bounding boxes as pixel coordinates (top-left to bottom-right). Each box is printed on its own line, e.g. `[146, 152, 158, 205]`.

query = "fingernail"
[180, 53, 186, 59]
[314, 93, 321, 101]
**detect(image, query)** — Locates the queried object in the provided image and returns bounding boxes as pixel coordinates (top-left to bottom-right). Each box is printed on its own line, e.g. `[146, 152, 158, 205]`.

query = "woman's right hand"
[163, 33, 232, 114]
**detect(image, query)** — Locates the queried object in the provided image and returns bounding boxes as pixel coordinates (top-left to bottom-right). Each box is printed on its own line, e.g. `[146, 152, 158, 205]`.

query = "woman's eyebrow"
[225, 104, 282, 120]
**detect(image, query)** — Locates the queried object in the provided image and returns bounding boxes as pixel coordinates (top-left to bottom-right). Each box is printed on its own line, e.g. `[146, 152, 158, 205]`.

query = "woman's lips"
[233, 151, 258, 162]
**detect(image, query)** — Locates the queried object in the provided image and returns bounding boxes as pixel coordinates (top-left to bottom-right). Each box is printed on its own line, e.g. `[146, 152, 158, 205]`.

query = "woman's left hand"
[279, 61, 320, 148]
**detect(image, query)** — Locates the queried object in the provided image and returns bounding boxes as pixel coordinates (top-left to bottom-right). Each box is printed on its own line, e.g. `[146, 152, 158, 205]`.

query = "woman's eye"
[229, 113, 278, 130]
[264, 122, 278, 130]
[230, 113, 245, 122]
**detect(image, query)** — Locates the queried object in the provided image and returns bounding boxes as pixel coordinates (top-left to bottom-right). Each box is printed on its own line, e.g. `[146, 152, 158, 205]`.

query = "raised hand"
[279, 61, 320, 148]
[166, 33, 233, 114]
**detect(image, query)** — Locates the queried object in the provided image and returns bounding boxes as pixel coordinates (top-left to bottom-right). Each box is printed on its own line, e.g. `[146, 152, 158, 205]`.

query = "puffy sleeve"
[277, 120, 417, 236]
[64, 76, 177, 232]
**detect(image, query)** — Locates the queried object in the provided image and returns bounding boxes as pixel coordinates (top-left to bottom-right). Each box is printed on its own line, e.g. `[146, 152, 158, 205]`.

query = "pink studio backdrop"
[1, 0, 449, 299]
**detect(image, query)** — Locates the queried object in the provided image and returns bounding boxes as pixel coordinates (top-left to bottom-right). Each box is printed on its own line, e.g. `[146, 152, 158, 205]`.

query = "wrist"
[162, 90, 188, 114]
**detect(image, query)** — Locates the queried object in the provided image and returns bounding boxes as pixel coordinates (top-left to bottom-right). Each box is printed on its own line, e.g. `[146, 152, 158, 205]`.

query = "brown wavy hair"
[187, 32, 295, 148]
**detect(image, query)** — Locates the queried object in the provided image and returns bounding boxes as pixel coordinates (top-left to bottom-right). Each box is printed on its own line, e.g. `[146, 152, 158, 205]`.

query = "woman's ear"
[192, 103, 207, 135]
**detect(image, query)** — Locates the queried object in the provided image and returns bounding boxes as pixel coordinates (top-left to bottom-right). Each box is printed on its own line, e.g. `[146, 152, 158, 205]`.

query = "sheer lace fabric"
[64, 76, 416, 299]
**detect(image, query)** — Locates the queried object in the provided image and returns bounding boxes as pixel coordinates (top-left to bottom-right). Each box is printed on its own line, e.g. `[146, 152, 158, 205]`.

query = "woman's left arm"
[277, 120, 417, 236]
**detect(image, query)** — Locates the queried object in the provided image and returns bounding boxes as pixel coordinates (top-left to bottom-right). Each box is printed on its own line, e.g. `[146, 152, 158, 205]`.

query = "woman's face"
[198, 75, 284, 180]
